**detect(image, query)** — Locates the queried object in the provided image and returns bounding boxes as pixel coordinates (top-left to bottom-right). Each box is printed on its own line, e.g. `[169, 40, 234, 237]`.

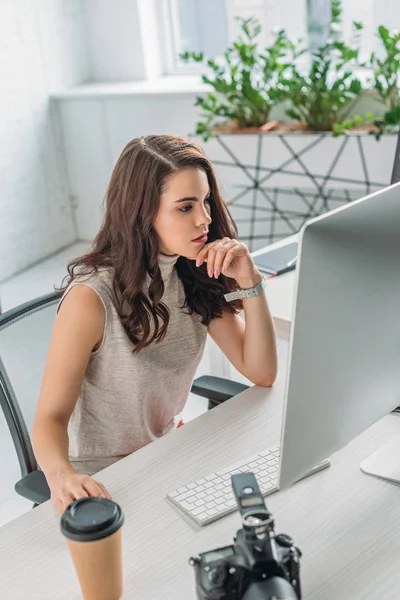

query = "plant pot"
[195, 130, 398, 251]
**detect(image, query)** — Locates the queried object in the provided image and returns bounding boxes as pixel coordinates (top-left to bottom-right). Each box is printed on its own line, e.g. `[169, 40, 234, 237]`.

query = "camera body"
[189, 473, 301, 600]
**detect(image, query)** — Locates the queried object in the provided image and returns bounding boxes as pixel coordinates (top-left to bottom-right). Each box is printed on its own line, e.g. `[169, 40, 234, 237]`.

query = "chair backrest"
[0, 293, 60, 477]
[391, 128, 400, 184]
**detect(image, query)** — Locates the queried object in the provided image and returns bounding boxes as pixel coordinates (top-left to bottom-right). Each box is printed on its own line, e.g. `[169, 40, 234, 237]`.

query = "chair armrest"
[14, 469, 51, 505]
[191, 375, 249, 402]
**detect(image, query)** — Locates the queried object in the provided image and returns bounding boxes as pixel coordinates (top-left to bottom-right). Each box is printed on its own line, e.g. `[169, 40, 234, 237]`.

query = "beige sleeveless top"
[59, 253, 207, 476]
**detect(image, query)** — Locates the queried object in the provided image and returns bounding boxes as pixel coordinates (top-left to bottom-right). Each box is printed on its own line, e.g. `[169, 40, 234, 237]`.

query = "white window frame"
[157, 0, 232, 75]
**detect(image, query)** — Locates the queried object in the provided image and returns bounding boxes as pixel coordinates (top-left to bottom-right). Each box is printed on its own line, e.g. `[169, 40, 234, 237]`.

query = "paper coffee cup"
[61, 497, 124, 600]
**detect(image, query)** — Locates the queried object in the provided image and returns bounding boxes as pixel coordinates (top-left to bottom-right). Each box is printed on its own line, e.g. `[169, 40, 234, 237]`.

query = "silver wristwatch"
[224, 277, 267, 302]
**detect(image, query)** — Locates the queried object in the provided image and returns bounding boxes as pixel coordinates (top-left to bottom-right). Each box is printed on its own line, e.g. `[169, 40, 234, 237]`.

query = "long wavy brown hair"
[61, 135, 243, 353]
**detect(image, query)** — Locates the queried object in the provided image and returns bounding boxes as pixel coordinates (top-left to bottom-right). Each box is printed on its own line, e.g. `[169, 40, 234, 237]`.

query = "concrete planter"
[198, 132, 398, 251]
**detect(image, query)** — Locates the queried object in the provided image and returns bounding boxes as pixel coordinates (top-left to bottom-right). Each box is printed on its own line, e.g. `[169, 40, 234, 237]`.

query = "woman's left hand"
[195, 238, 261, 287]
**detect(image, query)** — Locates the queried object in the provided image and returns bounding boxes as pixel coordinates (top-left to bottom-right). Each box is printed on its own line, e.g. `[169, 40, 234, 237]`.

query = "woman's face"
[153, 167, 212, 259]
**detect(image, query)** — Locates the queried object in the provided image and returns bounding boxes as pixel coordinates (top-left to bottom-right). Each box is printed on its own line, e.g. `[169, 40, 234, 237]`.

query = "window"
[160, 0, 400, 74]
[160, 0, 308, 74]
[161, 0, 229, 73]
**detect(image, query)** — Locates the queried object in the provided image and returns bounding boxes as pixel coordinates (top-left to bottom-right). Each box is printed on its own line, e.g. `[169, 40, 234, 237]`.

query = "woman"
[32, 135, 277, 514]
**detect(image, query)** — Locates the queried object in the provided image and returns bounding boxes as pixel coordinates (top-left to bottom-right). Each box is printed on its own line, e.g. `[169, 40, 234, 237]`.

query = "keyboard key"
[230, 469, 241, 476]
[196, 511, 209, 521]
[192, 507, 205, 516]
[258, 469, 269, 477]
[259, 450, 273, 457]
[260, 481, 277, 492]
[207, 508, 219, 516]
[215, 496, 226, 505]
[176, 490, 195, 502]
[248, 461, 259, 468]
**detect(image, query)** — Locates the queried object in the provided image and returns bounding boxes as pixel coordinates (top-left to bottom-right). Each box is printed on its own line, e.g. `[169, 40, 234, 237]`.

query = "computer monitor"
[390, 129, 400, 185]
[278, 181, 400, 490]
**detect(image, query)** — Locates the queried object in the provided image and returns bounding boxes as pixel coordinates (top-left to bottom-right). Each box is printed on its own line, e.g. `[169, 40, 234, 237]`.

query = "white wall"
[58, 90, 201, 240]
[0, 0, 90, 282]
[82, 0, 163, 82]
[84, 0, 146, 82]
[54, 86, 395, 247]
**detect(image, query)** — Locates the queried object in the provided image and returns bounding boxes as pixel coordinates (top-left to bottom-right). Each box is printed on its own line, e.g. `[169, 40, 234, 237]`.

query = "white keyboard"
[166, 445, 281, 526]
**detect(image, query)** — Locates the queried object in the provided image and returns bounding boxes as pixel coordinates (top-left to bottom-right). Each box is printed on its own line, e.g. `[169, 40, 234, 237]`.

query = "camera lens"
[209, 566, 227, 586]
[242, 577, 299, 600]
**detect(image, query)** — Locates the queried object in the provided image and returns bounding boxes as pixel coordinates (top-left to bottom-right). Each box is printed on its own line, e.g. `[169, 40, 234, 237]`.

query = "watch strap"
[224, 277, 267, 302]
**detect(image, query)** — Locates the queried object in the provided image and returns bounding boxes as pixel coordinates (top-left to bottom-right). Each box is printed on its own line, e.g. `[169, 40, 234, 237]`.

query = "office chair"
[0, 292, 248, 507]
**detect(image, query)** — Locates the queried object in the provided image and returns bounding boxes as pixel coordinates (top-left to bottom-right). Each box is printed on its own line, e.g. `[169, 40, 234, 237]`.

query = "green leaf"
[286, 108, 301, 120]
[378, 25, 390, 42]
[349, 79, 362, 94]
[384, 107, 400, 125]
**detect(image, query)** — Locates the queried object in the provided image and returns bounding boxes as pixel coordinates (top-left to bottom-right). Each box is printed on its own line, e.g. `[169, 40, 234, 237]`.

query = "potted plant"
[283, 0, 372, 135]
[180, 17, 294, 141]
[368, 25, 400, 138]
[182, 2, 398, 250]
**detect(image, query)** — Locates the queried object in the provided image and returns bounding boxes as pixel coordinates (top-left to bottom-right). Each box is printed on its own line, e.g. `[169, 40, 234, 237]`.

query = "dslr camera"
[189, 472, 301, 600]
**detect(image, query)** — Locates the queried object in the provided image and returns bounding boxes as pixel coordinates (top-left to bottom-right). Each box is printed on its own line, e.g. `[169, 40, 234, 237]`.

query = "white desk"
[1, 237, 400, 599]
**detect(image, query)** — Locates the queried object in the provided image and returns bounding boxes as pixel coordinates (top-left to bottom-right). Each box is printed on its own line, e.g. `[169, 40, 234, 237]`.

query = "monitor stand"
[360, 431, 400, 484]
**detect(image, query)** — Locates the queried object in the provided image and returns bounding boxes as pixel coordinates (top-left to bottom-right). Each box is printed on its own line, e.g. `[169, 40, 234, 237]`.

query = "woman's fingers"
[81, 476, 106, 498]
[213, 240, 238, 276]
[70, 485, 89, 501]
[94, 480, 112, 500]
[196, 237, 231, 269]
[50, 474, 112, 516]
[53, 497, 65, 516]
[197, 238, 236, 277]
[60, 493, 75, 514]
[221, 247, 238, 274]
[206, 240, 237, 277]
